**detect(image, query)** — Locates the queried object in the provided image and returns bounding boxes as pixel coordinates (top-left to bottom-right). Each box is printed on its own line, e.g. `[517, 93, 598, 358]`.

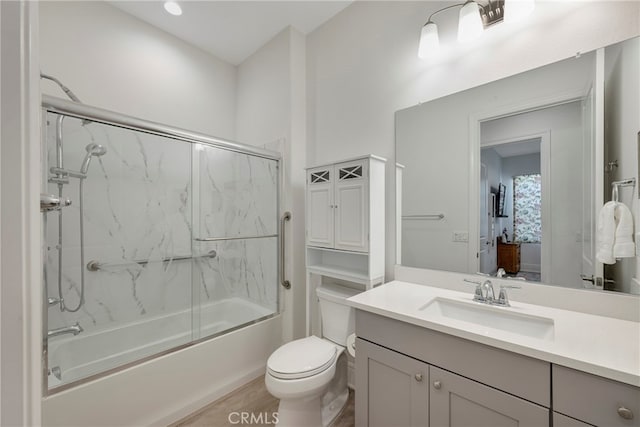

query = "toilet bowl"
[265, 284, 359, 427]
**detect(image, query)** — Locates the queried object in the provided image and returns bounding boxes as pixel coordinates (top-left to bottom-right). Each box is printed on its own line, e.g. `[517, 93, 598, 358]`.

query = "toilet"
[265, 283, 358, 427]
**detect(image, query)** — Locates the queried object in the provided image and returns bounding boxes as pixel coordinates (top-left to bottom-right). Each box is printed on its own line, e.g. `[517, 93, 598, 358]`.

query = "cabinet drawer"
[553, 365, 640, 427]
[553, 412, 593, 427]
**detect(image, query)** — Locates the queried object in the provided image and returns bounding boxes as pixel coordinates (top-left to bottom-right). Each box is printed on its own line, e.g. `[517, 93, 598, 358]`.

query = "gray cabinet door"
[355, 338, 428, 427]
[429, 366, 549, 427]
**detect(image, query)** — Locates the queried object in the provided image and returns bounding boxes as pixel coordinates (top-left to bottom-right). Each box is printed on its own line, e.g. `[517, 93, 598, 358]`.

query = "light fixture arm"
[424, 1, 487, 25]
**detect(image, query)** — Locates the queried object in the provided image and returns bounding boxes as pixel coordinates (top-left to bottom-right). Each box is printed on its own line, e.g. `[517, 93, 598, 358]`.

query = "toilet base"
[276, 395, 323, 427]
[321, 388, 349, 426]
[275, 387, 349, 427]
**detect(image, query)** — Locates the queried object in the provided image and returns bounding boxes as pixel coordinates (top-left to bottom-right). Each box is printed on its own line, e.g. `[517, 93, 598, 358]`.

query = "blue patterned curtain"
[513, 174, 541, 243]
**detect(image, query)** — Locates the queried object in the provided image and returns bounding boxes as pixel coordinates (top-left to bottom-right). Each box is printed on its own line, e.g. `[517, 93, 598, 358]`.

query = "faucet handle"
[463, 279, 485, 302]
[497, 285, 520, 306]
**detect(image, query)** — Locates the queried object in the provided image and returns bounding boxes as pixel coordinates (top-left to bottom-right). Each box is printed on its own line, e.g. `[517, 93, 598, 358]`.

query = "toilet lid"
[267, 336, 338, 380]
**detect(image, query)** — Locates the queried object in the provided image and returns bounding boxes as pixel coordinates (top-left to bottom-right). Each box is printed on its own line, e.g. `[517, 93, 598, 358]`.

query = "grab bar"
[280, 212, 291, 289]
[194, 234, 277, 242]
[86, 250, 217, 272]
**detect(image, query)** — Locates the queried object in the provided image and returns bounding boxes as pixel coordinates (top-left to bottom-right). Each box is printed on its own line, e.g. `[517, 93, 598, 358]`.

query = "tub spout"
[48, 322, 83, 338]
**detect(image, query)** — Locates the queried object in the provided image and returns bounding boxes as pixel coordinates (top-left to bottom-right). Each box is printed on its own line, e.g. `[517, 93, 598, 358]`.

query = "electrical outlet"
[452, 231, 469, 242]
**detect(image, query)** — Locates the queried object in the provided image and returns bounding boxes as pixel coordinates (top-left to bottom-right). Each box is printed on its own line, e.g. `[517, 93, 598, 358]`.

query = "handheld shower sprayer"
[80, 143, 107, 175]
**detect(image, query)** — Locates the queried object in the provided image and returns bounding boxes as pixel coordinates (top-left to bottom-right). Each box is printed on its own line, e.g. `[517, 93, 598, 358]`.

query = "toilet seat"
[267, 336, 338, 380]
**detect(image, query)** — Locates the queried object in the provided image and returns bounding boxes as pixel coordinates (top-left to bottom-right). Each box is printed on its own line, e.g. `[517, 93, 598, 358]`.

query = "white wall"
[39, 1, 237, 139]
[235, 26, 307, 341]
[306, 0, 640, 279]
[605, 37, 640, 294]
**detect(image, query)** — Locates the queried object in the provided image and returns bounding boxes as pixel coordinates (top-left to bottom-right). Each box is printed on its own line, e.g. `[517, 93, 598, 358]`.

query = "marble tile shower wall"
[194, 145, 278, 313]
[45, 114, 279, 335]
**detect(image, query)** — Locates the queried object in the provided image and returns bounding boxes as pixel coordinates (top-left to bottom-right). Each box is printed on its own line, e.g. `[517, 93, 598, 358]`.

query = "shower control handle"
[40, 193, 71, 212]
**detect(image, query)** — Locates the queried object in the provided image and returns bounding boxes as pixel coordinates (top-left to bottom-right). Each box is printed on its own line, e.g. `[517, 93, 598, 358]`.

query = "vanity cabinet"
[355, 310, 551, 427]
[356, 336, 548, 427]
[305, 155, 386, 287]
[355, 310, 640, 427]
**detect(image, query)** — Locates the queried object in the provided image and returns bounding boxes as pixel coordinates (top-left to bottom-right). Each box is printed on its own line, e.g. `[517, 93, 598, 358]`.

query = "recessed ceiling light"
[164, 1, 182, 16]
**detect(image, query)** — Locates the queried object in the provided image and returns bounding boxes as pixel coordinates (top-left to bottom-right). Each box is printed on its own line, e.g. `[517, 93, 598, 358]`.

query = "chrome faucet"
[464, 279, 520, 307]
[48, 322, 83, 338]
[496, 268, 506, 278]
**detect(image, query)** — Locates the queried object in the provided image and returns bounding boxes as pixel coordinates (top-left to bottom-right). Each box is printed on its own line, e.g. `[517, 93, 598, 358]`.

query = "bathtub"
[43, 298, 282, 426]
[47, 297, 275, 390]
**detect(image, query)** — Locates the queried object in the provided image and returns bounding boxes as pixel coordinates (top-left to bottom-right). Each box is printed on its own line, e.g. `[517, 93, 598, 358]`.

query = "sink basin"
[420, 297, 555, 341]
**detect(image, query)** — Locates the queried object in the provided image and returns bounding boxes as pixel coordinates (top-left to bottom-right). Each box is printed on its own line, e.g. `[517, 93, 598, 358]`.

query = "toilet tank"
[316, 283, 360, 346]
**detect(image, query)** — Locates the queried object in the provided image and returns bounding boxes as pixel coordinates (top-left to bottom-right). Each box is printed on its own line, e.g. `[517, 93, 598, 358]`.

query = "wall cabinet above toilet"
[305, 155, 386, 287]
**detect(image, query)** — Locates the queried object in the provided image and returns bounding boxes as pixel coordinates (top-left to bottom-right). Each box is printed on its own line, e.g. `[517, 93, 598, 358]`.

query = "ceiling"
[494, 139, 541, 158]
[485, 138, 541, 158]
[109, 1, 352, 65]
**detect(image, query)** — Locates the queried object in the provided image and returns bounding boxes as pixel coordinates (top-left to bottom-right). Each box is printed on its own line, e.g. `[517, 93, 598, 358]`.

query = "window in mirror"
[513, 174, 541, 244]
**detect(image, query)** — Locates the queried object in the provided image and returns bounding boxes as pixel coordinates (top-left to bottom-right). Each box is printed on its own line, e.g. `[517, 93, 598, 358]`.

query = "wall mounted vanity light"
[163, 1, 183, 16]
[418, 0, 535, 59]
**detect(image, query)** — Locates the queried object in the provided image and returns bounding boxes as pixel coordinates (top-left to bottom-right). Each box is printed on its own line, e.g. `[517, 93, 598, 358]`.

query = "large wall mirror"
[396, 36, 639, 294]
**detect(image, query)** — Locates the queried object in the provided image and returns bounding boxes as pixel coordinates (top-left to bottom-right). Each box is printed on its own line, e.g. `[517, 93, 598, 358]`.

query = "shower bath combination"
[41, 89, 281, 397]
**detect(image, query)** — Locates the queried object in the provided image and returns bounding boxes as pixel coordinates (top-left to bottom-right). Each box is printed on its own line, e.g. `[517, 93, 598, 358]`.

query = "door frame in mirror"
[467, 83, 602, 280]
[480, 131, 551, 281]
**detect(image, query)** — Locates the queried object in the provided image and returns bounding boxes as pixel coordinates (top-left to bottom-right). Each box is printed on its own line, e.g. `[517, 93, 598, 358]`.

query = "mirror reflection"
[396, 36, 639, 294]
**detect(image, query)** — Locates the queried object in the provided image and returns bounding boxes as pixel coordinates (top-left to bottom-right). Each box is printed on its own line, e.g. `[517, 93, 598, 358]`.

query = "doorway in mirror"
[479, 101, 586, 286]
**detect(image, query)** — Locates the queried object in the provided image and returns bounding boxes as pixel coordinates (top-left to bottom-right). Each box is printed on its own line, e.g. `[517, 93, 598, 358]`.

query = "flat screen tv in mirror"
[395, 36, 639, 294]
[496, 183, 506, 218]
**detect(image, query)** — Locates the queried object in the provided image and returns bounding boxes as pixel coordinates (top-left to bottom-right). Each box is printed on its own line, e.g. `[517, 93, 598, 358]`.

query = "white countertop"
[347, 280, 640, 387]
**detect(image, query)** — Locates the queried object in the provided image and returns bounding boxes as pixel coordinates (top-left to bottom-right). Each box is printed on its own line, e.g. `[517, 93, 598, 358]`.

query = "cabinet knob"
[414, 373, 423, 382]
[617, 406, 634, 420]
[433, 380, 442, 390]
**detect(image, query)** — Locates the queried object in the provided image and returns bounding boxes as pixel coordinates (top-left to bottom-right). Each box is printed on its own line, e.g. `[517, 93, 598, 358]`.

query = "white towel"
[596, 201, 617, 264]
[614, 203, 636, 258]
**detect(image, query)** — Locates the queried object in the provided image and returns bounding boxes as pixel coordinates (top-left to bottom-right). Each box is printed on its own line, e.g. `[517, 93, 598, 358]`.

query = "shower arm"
[40, 73, 83, 103]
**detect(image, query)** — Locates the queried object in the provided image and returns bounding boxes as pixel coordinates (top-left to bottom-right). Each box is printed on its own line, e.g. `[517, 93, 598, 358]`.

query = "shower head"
[79, 143, 107, 175]
[86, 143, 107, 156]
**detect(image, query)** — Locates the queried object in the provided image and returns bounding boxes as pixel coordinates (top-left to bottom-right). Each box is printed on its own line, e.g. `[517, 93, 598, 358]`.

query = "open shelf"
[306, 247, 383, 287]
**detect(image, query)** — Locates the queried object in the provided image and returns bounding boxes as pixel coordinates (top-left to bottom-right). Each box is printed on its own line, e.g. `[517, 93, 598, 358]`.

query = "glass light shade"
[418, 22, 440, 59]
[164, 1, 182, 16]
[504, 0, 535, 23]
[457, 1, 484, 43]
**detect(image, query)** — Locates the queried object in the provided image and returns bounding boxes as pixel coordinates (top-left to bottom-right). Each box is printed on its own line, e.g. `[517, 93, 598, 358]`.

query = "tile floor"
[173, 376, 355, 427]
